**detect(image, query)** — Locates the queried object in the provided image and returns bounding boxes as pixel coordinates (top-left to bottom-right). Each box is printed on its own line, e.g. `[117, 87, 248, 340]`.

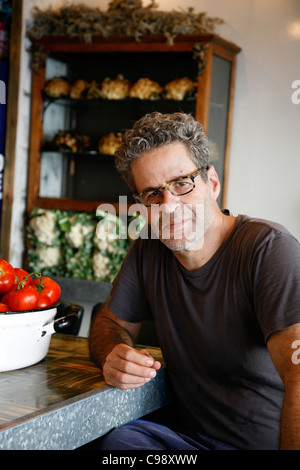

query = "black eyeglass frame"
[133, 168, 207, 207]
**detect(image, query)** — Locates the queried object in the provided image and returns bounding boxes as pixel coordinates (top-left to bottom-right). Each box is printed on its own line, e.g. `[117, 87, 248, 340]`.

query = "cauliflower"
[95, 219, 118, 240]
[93, 235, 115, 253]
[28, 209, 133, 282]
[36, 246, 62, 269]
[29, 209, 58, 245]
[94, 214, 127, 252]
[93, 252, 110, 279]
[65, 220, 95, 248]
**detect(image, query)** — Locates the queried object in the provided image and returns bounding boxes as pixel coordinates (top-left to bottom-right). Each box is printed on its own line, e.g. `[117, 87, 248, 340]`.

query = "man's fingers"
[104, 364, 155, 389]
[103, 344, 161, 390]
[137, 348, 162, 370]
[120, 357, 157, 378]
[117, 344, 158, 367]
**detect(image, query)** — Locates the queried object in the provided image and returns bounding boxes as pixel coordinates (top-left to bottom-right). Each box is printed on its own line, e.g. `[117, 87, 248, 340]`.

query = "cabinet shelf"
[43, 96, 197, 107]
[41, 148, 113, 157]
[42, 96, 198, 124]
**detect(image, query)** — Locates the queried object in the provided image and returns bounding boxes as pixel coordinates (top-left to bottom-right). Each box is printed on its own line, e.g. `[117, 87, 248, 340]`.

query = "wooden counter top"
[0, 334, 171, 450]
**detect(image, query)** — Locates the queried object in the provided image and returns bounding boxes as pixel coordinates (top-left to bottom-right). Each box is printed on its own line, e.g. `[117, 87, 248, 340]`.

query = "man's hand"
[89, 305, 161, 389]
[103, 343, 161, 390]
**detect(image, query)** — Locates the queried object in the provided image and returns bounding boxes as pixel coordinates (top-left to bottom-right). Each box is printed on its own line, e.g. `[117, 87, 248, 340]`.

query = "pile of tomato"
[0, 259, 61, 312]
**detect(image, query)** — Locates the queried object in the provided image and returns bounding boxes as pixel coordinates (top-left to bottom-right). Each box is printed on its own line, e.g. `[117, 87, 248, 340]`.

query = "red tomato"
[1, 268, 31, 304]
[13, 268, 32, 287]
[8, 285, 39, 312]
[0, 302, 10, 312]
[0, 259, 16, 296]
[32, 277, 61, 305]
[37, 293, 52, 309]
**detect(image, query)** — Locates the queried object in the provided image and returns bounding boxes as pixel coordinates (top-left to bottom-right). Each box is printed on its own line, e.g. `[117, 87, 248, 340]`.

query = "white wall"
[8, 0, 300, 265]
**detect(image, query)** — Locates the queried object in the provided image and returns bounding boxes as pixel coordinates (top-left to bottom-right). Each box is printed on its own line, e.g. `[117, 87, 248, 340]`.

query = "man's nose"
[160, 189, 181, 213]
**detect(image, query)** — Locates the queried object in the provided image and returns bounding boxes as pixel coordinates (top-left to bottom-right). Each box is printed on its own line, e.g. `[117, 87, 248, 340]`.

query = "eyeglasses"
[133, 168, 206, 206]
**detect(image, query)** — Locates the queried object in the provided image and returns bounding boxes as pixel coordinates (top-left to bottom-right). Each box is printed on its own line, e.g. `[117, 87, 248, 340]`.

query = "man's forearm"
[280, 388, 300, 449]
[88, 310, 136, 369]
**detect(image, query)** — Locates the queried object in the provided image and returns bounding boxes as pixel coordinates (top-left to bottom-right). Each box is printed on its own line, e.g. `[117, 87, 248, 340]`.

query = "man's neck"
[173, 213, 237, 271]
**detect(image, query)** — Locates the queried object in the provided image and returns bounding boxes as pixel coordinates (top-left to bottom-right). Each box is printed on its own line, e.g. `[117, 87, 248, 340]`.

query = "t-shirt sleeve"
[107, 238, 153, 323]
[253, 232, 300, 342]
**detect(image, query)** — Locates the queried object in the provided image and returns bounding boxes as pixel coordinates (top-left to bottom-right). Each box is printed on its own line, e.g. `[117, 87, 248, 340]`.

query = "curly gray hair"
[115, 112, 210, 191]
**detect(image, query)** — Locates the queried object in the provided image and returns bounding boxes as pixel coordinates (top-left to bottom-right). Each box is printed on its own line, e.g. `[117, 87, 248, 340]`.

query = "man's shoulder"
[232, 214, 300, 259]
[237, 214, 297, 240]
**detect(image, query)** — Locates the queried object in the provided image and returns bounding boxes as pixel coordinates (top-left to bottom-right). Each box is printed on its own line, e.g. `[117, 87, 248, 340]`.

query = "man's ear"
[207, 165, 221, 200]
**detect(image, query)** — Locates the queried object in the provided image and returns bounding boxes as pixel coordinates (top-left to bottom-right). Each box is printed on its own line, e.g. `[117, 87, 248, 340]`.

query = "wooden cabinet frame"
[27, 34, 241, 215]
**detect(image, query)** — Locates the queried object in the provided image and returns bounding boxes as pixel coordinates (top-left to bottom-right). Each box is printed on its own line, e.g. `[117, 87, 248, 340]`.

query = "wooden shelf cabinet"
[27, 34, 241, 214]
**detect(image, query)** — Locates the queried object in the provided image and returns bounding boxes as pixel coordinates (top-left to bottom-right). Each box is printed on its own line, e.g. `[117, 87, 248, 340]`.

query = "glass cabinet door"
[207, 55, 232, 207]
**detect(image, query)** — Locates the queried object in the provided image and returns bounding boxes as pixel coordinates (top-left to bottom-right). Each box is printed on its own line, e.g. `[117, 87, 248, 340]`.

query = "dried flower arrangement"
[27, 0, 224, 45]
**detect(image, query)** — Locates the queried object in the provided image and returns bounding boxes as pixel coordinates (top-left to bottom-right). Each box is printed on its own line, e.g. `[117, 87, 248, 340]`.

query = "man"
[89, 112, 300, 450]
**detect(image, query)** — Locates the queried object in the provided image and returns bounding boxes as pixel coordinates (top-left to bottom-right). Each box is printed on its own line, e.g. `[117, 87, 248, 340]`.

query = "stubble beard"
[153, 199, 215, 252]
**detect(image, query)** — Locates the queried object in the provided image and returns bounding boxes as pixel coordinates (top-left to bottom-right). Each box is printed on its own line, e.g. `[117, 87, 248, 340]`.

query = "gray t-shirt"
[108, 213, 300, 450]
